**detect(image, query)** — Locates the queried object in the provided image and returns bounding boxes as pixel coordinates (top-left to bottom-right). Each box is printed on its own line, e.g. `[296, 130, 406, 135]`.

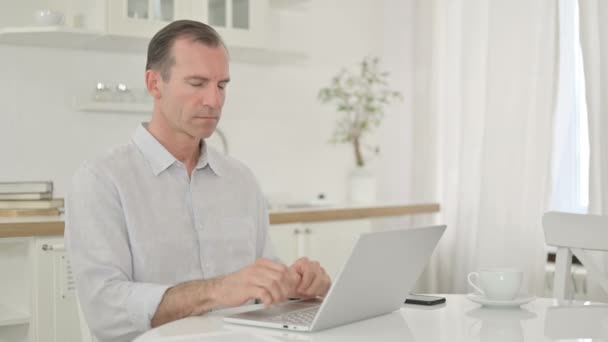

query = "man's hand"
[151, 258, 330, 327]
[214, 258, 300, 307]
[289, 257, 331, 299]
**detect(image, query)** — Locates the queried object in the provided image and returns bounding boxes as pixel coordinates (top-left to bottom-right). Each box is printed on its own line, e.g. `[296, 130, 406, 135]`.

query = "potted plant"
[318, 56, 402, 203]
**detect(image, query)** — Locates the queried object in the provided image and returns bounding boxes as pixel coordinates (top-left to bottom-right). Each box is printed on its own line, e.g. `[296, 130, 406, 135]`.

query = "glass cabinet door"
[231, 0, 249, 29]
[108, 0, 190, 37]
[191, 0, 266, 48]
[126, 0, 175, 22]
[208, 0, 227, 27]
[127, 0, 149, 19]
[205, 0, 250, 30]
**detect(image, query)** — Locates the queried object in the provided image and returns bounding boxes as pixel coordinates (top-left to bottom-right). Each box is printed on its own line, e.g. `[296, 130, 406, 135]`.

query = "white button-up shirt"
[65, 123, 275, 342]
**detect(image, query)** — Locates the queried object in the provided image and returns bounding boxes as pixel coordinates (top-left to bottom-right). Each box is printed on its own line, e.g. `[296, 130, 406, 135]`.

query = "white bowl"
[33, 9, 64, 26]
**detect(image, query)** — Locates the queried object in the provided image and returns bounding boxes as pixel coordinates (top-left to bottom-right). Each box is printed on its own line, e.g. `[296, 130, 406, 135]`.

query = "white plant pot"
[348, 167, 377, 205]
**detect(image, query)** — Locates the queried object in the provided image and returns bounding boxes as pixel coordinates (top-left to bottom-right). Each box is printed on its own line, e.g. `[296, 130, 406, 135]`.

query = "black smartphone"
[404, 294, 446, 306]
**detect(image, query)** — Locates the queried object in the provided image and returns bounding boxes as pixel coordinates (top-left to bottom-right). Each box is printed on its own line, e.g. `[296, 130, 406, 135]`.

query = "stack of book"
[0, 181, 63, 217]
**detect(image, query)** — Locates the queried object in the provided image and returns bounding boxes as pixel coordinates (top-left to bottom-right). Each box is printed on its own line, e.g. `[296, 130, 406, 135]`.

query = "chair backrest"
[542, 211, 608, 300]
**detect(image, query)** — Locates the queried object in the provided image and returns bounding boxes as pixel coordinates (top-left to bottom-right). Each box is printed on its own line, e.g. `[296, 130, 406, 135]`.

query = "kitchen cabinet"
[107, 0, 196, 37]
[0, 1, 308, 63]
[306, 220, 372, 279]
[32, 238, 80, 342]
[191, 0, 269, 49]
[108, 0, 269, 49]
[268, 223, 300, 266]
[0, 238, 30, 342]
[269, 220, 372, 279]
[0, 236, 81, 342]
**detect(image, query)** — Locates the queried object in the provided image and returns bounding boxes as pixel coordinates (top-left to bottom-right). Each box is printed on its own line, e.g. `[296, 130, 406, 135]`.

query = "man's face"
[156, 38, 230, 140]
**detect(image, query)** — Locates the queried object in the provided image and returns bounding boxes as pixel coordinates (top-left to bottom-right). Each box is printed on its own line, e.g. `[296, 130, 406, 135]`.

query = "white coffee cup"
[467, 268, 522, 300]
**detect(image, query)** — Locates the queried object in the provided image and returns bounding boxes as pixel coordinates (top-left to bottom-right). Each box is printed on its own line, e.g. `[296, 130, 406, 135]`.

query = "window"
[550, 0, 589, 214]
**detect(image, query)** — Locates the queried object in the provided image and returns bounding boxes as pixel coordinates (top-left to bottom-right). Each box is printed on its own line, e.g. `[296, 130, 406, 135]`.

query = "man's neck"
[147, 114, 201, 176]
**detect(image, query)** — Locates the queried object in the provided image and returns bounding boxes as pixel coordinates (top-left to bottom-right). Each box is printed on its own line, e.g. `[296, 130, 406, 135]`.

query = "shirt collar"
[132, 123, 225, 177]
[200, 141, 225, 177]
[132, 123, 176, 176]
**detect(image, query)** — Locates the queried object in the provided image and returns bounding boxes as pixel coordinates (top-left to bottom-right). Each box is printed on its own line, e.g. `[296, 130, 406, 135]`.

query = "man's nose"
[201, 86, 222, 109]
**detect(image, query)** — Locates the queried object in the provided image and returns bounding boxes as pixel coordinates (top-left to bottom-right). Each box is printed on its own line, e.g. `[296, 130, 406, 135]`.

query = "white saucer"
[466, 293, 536, 307]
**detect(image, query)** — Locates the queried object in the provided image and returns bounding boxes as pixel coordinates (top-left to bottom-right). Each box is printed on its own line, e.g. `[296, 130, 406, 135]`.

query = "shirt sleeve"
[65, 163, 170, 342]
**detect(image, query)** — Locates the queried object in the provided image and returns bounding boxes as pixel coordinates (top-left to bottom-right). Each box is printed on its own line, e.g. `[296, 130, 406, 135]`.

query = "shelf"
[0, 204, 441, 237]
[0, 218, 64, 238]
[0, 26, 308, 64]
[269, 203, 441, 224]
[0, 26, 147, 53]
[0, 305, 29, 327]
[76, 101, 152, 114]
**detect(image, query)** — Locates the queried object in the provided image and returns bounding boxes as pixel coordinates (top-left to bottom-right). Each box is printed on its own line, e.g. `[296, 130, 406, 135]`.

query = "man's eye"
[190, 83, 203, 87]
[218, 83, 227, 90]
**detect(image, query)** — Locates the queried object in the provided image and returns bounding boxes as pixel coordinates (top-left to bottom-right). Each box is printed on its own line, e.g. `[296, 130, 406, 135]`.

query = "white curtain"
[412, 0, 559, 295]
[579, 0, 608, 300]
[580, 1, 608, 216]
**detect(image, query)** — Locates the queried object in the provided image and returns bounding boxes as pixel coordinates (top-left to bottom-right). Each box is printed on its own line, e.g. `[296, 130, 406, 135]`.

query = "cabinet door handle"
[294, 229, 300, 235]
[304, 228, 311, 235]
[41, 243, 65, 251]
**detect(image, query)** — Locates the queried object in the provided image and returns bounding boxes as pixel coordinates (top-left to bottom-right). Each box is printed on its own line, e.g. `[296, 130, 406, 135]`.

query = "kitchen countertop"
[0, 203, 440, 238]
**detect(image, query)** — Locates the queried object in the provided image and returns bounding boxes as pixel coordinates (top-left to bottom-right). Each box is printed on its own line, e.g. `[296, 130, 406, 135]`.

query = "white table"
[135, 294, 608, 342]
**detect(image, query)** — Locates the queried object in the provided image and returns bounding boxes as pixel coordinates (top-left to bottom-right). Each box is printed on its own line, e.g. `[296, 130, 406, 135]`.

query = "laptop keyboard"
[267, 306, 320, 326]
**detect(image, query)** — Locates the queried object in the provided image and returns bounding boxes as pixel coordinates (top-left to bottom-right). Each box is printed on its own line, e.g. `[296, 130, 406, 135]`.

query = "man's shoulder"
[75, 141, 140, 181]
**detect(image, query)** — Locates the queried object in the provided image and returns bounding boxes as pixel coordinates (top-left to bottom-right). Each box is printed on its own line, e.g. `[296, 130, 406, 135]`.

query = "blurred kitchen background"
[0, 0, 419, 207]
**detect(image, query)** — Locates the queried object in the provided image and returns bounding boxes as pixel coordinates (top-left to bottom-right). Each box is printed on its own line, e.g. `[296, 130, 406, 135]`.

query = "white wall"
[0, 0, 416, 205]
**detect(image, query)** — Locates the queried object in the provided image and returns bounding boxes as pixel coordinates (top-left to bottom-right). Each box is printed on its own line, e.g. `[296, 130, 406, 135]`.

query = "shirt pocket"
[206, 216, 256, 276]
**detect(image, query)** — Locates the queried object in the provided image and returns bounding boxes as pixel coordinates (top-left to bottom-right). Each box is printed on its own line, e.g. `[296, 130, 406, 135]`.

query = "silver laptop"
[223, 225, 446, 332]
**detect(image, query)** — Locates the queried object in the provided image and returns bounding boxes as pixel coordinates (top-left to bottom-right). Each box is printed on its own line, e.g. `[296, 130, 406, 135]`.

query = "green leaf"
[318, 56, 403, 147]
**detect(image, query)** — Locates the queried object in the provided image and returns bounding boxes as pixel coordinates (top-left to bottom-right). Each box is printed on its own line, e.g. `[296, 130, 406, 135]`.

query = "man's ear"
[145, 69, 163, 99]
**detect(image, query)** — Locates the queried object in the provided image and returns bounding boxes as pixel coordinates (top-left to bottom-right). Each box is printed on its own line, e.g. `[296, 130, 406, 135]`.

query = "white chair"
[542, 211, 608, 300]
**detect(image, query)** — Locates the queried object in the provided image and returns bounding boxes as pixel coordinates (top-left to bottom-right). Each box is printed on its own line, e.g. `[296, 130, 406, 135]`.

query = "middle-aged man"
[66, 20, 331, 342]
